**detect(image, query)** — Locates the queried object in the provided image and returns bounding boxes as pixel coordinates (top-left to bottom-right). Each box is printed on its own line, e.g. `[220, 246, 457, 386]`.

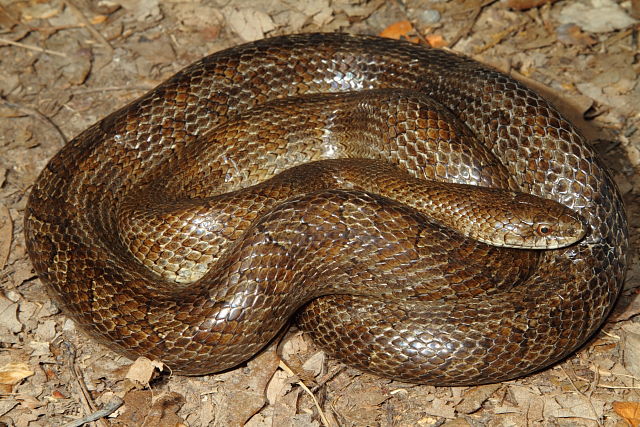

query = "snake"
[24, 33, 628, 385]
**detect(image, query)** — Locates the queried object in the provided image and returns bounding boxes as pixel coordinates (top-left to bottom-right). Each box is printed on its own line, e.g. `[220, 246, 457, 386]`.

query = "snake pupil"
[537, 225, 551, 235]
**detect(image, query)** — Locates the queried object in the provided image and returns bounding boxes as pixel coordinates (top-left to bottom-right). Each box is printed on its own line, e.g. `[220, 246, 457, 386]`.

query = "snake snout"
[467, 191, 587, 250]
[494, 192, 586, 250]
[524, 208, 587, 249]
[546, 211, 587, 248]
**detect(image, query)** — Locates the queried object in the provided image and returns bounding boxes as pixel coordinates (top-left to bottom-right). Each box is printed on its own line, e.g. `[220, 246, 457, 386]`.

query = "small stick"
[279, 360, 333, 427]
[64, 0, 114, 52]
[450, 0, 499, 47]
[1, 98, 68, 146]
[61, 397, 124, 427]
[0, 37, 67, 57]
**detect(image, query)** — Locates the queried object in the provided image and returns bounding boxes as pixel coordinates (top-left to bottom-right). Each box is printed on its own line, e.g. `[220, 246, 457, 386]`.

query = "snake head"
[496, 193, 587, 250]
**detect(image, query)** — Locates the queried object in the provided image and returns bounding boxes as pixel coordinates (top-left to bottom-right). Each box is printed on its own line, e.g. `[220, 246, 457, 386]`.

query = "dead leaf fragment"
[146, 392, 186, 426]
[90, 14, 107, 25]
[20, 2, 63, 21]
[556, 23, 597, 47]
[622, 325, 640, 378]
[266, 369, 295, 404]
[118, 389, 152, 426]
[613, 401, 640, 427]
[457, 384, 501, 414]
[0, 293, 22, 336]
[426, 34, 447, 47]
[125, 357, 164, 387]
[51, 390, 67, 399]
[211, 348, 281, 426]
[558, 0, 638, 33]
[117, 0, 161, 22]
[301, 351, 326, 378]
[223, 7, 276, 41]
[426, 397, 457, 419]
[0, 362, 34, 386]
[379, 21, 417, 42]
[611, 293, 640, 322]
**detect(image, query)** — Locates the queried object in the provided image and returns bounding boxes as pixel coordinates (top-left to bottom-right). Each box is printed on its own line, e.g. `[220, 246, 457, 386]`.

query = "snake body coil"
[25, 33, 628, 385]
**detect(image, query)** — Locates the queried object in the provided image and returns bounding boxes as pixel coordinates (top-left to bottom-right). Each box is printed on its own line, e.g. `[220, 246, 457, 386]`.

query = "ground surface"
[1, 0, 639, 426]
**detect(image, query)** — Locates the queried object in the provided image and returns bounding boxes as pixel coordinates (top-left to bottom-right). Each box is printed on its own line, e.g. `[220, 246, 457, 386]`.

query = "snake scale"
[25, 33, 628, 385]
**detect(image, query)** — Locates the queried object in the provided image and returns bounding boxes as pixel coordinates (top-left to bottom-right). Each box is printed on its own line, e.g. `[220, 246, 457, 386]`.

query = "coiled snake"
[25, 33, 628, 385]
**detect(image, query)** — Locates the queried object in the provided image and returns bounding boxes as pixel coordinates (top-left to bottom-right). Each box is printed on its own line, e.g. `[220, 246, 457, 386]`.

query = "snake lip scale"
[25, 33, 628, 385]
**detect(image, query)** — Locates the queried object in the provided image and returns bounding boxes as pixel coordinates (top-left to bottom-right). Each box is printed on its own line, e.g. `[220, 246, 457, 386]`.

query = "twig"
[61, 397, 124, 427]
[450, 0, 499, 48]
[310, 365, 346, 393]
[51, 338, 116, 427]
[58, 340, 101, 420]
[600, 330, 620, 340]
[0, 37, 67, 57]
[560, 365, 603, 427]
[64, 0, 114, 52]
[474, 24, 520, 54]
[598, 385, 640, 389]
[602, 27, 635, 48]
[1, 98, 68, 146]
[71, 85, 152, 95]
[279, 360, 333, 427]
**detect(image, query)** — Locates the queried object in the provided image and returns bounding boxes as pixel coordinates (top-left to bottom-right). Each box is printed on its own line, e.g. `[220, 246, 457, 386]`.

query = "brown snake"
[25, 33, 628, 385]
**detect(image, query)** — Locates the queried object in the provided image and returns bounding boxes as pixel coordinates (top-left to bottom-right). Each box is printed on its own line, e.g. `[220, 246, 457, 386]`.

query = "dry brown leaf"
[12, 409, 41, 426]
[0, 362, 34, 386]
[301, 351, 326, 378]
[281, 331, 309, 358]
[90, 14, 108, 25]
[20, 2, 63, 21]
[613, 401, 640, 427]
[426, 33, 447, 47]
[223, 7, 276, 42]
[547, 393, 604, 420]
[51, 390, 67, 399]
[17, 394, 45, 410]
[0, 294, 22, 338]
[622, 325, 640, 378]
[611, 293, 640, 322]
[211, 349, 281, 426]
[557, 24, 597, 47]
[456, 384, 501, 414]
[118, 0, 161, 22]
[266, 369, 296, 404]
[379, 21, 417, 42]
[267, 379, 300, 427]
[427, 397, 457, 419]
[125, 357, 164, 387]
[117, 389, 152, 426]
[145, 392, 186, 427]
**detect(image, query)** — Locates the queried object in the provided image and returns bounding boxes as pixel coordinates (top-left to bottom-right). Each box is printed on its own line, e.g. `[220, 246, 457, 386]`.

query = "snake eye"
[536, 224, 552, 235]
